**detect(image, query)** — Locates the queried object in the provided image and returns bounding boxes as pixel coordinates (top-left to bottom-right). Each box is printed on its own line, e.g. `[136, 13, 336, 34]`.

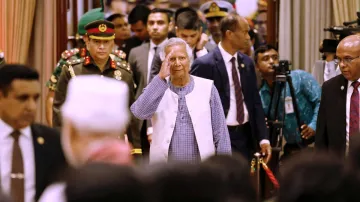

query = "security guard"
[199, 0, 234, 45]
[53, 20, 141, 155]
[0, 50, 5, 68]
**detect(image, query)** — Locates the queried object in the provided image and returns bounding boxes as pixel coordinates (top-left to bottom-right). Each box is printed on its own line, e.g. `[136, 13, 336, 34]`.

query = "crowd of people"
[1, 0, 360, 201]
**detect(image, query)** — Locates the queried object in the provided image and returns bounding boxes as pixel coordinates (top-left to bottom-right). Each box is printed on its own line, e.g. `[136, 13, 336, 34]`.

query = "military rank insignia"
[114, 70, 122, 80]
[61, 48, 79, 60]
[84, 56, 90, 65]
[80, 48, 86, 57]
[113, 50, 126, 60]
[99, 24, 107, 32]
[111, 60, 116, 69]
[209, 2, 220, 13]
[50, 75, 57, 83]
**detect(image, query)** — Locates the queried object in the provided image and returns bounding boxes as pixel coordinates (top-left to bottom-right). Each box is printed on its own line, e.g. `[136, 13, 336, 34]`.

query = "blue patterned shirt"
[131, 75, 232, 164]
[259, 70, 321, 144]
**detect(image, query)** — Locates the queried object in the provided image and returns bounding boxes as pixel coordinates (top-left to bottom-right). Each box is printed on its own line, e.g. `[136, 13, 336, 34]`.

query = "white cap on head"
[200, 0, 234, 19]
[62, 75, 130, 133]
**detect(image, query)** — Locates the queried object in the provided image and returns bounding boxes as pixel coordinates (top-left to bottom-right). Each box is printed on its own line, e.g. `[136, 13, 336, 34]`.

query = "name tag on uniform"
[285, 97, 294, 114]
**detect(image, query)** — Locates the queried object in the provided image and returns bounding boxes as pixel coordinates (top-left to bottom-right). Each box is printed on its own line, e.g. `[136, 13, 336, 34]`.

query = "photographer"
[255, 45, 321, 157]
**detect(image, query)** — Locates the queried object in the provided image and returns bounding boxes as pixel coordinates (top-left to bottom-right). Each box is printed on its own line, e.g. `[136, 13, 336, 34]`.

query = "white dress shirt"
[323, 60, 339, 82]
[194, 47, 208, 58]
[218, 43, 249, 126]
[147, 39, 168, 84]
[0, 119, 35, 202]
[345, 79, 360, 154]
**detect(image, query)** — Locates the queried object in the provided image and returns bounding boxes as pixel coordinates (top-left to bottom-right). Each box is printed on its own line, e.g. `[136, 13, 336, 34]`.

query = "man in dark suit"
[316, 35, 360, 157]
[0, 64, 67, 202]
[191, 13, 271, 162]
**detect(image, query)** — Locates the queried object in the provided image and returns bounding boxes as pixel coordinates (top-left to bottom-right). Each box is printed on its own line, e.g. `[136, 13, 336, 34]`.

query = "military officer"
[0, 50, 5, 68]
[199, 0, 234, 45]
[46, 8, 104, 126]
[46, 8, 129, 126]
[53, 20, 141, 154]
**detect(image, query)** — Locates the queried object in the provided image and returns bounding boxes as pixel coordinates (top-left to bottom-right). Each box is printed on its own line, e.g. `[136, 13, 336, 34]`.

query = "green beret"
[78, 8, 105, 36]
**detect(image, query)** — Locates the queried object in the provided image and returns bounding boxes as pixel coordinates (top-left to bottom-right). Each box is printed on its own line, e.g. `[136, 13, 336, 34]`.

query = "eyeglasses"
[336, 56, 360, 65]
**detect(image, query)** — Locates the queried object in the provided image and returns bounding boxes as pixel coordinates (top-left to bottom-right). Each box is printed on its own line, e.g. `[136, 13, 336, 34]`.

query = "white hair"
[159, 37, 194, 63]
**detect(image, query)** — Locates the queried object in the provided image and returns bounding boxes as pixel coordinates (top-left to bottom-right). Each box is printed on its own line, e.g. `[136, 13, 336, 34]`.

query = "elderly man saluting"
[131, 38, 231, 164]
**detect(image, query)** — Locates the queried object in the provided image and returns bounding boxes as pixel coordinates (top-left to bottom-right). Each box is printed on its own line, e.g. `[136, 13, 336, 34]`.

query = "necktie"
[350, 81, 360, 136]
[231, 57, 245, 124]
[10, 130, 24, 202]
[151, 46, 158, 67]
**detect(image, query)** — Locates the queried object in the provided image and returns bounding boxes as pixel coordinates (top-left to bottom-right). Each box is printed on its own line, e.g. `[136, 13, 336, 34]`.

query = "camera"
[272, 60, 290, 75]
[324, 12, 360, 40]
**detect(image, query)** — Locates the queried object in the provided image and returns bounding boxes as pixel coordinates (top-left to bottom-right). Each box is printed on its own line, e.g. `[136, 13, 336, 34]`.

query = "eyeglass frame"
[335, 56, 360, 65]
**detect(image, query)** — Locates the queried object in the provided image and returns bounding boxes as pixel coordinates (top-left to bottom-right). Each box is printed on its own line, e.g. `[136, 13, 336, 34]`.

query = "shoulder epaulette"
[61, 48, 80, 60]
[66, 58, 84, 66]
[64, 58, 84, 78]
[116, 60, 132, 73]
[112, 50, 126, 60]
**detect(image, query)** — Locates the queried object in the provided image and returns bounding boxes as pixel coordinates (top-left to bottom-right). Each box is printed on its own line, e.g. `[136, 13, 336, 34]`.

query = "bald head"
[337, 34, 360, 81]
[337, 35, 360, 52]
[220, 13, 250, 52]
[220, 14, 248, 38]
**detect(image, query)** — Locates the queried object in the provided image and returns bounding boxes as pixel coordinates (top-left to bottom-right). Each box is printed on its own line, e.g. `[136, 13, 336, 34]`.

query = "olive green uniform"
[46, 48, 127, 91]
[53, 55, 141, 150]
[46, 48, 86, 90]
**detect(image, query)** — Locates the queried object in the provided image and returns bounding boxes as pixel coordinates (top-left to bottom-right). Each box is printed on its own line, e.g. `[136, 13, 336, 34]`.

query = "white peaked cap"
[62, 75, 130, 133]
